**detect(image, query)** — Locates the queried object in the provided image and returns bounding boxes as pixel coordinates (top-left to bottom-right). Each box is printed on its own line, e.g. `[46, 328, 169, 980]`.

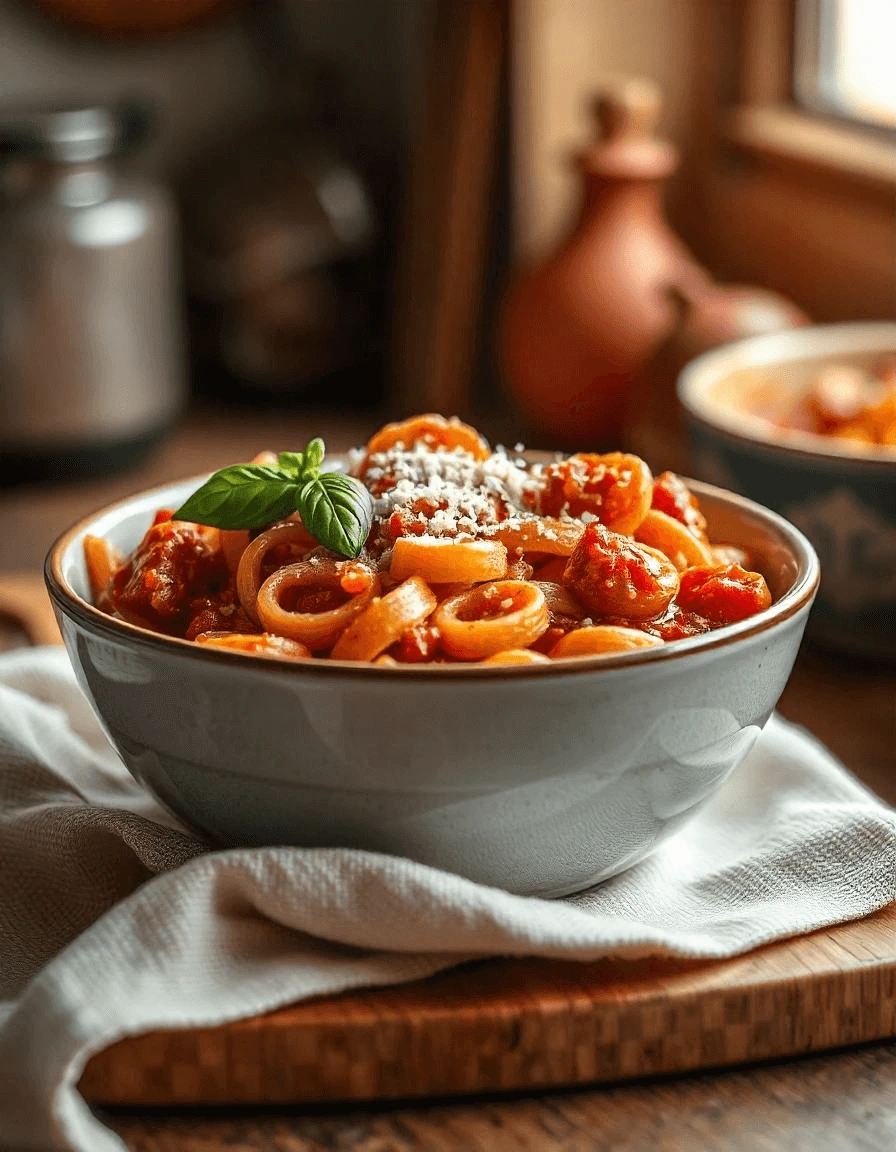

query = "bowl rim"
[45, 472, 820, 682]
[677, 321, 896, 468]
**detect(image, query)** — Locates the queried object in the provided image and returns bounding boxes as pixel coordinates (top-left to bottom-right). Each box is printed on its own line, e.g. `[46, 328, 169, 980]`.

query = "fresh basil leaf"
[277, 451, 307, 480]
[173, 465, 298, 530]
[301, 437, 325, 478]
[298, 472, 374, 558]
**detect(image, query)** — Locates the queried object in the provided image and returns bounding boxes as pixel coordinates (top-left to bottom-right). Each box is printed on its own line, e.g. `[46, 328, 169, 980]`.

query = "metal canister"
[0, 104, 183, 483]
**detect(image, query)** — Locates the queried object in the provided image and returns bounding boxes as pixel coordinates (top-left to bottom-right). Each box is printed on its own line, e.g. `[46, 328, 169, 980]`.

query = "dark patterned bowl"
[678, 322, 896, 661]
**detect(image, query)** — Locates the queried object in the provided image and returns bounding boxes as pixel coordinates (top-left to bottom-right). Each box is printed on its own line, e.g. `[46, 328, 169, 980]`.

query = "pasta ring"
[539, 452, 653, 536]
[83, 534, 119, 603]
[237, 521, 318, 623]
[634, 510, 714, 572]
[487, 518, 584, 557]
[434, 580, 549, 660]
[195, 632, 310, 659]
[365, 414, 490, 461]
[330, 577, 438, 662]
[256, 559, 380, 651]
[482, 649, 550, 665]
[549, 626, 663, 659]
[390, 537, 507, 584]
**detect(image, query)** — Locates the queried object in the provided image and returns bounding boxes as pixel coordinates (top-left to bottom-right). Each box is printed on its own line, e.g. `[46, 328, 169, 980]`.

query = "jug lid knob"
[579, 77, 678, 180]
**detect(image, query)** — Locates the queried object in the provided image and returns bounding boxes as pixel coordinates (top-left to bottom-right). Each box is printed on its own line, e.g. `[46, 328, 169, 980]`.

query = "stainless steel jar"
[0, 104, 183, 483]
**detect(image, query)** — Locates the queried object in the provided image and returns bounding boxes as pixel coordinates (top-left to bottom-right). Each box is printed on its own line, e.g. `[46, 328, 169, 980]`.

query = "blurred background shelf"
[1, 0, 892, 450]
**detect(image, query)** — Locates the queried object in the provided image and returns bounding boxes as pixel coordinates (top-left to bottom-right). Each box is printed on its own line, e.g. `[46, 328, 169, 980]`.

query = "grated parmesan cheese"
[357, 443, 544, 542]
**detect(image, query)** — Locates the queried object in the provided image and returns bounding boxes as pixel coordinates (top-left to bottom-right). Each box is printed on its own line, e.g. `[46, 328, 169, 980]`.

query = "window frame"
[793, 0, 896, 137]
[675, 0, 896, 325]
[725, 0, 896, 198]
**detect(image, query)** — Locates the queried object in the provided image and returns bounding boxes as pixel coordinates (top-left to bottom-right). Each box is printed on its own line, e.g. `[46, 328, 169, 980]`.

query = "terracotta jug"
[500, 78, 708, 447]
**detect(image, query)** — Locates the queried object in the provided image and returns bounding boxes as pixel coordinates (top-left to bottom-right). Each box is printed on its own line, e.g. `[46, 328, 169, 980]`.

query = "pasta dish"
[85, 414, 773, 665]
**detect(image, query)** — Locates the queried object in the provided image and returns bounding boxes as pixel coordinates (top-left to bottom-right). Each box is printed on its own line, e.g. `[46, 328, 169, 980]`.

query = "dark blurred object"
[33, 0, 238, 39]
[674, 283, 811, 362]
[183, 121, 376, 403]
[500, 77, 809, 450]
[629, 282, 811, 472]
[182, 1, 379, 407]
[391, 0, 507, 419]
[0, 102, 184, 485]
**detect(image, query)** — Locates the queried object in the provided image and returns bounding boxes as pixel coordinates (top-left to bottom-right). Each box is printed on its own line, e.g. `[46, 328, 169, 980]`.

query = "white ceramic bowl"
[46, 473, 818, 897]
[678, 322, 896, 660]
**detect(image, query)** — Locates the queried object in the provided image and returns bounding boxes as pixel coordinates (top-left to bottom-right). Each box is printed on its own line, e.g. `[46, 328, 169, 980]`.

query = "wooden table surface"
[2, 408, 895, 1152]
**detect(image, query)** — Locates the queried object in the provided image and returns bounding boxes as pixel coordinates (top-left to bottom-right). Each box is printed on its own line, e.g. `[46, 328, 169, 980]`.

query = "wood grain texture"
[79, 902, 896, 1107]
[102, 1041, 896, 1152]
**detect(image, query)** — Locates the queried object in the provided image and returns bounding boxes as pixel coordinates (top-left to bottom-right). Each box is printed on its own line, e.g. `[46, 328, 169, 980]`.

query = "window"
[796, 0, 896, 130]
[708, 0, 895, 323]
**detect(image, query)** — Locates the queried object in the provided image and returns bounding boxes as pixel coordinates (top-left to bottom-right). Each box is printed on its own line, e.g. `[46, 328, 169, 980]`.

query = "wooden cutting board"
[4, 576, 896, 1107]
[78, 904, 896, 1106]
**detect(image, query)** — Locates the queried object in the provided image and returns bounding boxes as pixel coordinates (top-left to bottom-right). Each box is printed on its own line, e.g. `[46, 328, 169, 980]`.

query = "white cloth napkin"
[1, 648, 895, 1152]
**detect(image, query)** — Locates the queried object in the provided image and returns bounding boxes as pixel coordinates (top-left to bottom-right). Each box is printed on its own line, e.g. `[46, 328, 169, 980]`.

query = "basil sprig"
[172, 438, 374, 558]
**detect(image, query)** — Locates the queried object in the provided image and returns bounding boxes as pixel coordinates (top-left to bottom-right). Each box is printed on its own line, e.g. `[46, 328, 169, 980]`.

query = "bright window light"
[797, 0, 896, 130]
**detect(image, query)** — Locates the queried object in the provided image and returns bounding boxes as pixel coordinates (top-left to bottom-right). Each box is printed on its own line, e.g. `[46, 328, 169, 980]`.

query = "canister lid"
[0, 102, 150, 164]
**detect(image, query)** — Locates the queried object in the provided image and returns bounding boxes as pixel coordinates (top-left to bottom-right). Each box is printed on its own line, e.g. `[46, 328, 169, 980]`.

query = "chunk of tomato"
[676, 564, 772, 624]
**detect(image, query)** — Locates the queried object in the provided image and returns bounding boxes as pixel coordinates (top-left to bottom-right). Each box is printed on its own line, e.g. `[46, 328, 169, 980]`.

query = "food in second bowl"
[754, 357, 896, 447]
[83, 414, 773, 665]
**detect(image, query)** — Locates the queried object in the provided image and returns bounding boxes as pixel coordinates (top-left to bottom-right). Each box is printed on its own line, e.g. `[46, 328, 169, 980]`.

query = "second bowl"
[679, 322, 896, 660]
